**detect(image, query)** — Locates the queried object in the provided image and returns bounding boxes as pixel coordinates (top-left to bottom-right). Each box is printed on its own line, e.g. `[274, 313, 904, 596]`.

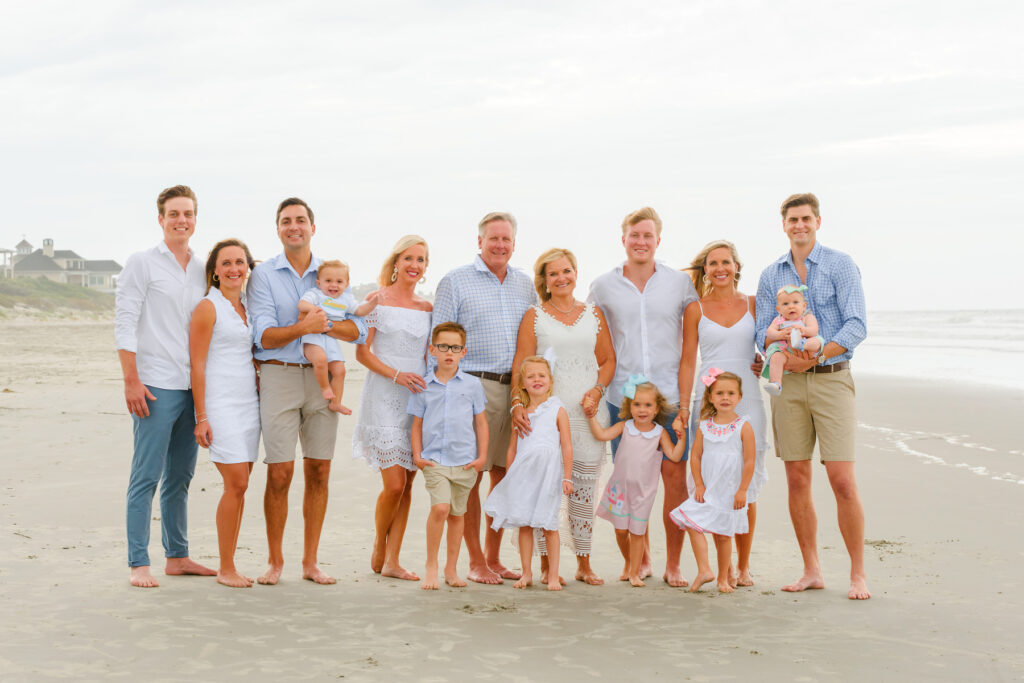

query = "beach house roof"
[53, 249, 85, 260]
[14, 251, 62, 272]
[85, 259, 123, 273]
[16, 239, 32, 250]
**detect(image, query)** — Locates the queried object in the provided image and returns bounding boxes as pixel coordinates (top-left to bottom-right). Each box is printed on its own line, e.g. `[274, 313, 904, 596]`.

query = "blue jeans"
[126, 386, 198, 567]
[606, 401, 688, 462]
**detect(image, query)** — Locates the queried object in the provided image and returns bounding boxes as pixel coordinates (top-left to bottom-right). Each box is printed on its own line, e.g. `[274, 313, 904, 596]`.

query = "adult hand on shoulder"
[124, 378, 155, 418]
[397, 372, 426, 393]
[512, 404, 532, 436]
[783, 349, 816, 374]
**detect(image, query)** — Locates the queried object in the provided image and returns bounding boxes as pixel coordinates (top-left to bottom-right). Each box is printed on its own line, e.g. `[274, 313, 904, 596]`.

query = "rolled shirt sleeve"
[114, 252, 146, 353]
[829, 256, 867, 353]
[247, 265, 277, 352]
[754, 272, 775, 353]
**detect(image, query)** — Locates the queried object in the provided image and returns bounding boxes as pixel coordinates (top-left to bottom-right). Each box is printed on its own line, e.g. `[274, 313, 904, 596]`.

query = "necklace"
[547, 298, 578, 315]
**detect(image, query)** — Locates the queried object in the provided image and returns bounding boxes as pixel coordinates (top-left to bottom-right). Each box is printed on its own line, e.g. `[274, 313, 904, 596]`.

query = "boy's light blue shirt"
[407, 369, 487, 467]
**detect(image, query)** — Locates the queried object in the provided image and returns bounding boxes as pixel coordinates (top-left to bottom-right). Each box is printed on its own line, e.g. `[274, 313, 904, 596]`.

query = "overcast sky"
[2, 1, 1020, 310]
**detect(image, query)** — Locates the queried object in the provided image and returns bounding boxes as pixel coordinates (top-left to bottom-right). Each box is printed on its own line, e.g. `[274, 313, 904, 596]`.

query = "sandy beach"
[1, 321, 1022, 681]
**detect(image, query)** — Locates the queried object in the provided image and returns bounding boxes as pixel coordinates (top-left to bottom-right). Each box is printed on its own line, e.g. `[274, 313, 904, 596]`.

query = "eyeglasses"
[434, 343, 464, 353]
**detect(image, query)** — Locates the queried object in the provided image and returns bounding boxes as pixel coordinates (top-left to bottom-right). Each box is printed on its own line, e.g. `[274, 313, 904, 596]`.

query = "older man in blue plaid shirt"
[755, 192, 870, 600]
[433, 212, 537, 584]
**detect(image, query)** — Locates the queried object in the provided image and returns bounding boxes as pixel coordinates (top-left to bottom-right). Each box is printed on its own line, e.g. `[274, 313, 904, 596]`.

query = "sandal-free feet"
[257, 564, 283, 585]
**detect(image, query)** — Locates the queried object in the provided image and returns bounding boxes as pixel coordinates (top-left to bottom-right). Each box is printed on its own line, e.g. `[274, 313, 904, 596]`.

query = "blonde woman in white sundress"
[674, 240, 769, 588]
[353, 235, 433, 581]
[510, 247, 616, 585]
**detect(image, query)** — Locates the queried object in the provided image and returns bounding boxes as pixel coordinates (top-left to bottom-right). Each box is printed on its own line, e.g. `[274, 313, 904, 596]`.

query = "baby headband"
[780, 284, 807, 294]
[622, 373, 650, 400]
[701, 367, 724, 387]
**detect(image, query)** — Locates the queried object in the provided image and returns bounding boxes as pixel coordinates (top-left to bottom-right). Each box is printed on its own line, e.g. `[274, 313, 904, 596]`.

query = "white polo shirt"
[115, 242, 206, 390]
[588, 261, 697, 408]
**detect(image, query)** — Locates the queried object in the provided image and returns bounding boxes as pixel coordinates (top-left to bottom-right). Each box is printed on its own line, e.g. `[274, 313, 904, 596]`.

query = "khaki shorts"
[422, 464, 478, 516]
[480, 377, 512, 471]
[770, 369, 856, 463]
[259, 364, 338, 464]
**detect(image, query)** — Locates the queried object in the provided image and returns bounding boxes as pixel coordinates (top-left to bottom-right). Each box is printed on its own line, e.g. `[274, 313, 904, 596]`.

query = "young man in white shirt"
[589, 206, 698, 587]
[116, 185, 216, 587]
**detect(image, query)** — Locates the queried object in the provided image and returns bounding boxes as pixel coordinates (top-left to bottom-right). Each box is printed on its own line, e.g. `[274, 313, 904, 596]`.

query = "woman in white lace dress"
[353, 235, 432, 581]
[510, 248, 615, 585]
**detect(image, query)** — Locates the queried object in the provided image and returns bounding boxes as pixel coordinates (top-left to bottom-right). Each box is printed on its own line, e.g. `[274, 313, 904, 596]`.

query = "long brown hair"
[204, 238, 256, 293]
[699, 371, 743, 420]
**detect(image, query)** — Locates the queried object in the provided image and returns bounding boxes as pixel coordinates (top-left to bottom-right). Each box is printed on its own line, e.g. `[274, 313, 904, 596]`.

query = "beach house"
[4, 238, 122, 292]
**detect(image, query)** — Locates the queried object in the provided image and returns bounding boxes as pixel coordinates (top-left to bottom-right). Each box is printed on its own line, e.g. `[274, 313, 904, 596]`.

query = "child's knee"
[430, 503, 450, 519]
[328, 361, 346, 379]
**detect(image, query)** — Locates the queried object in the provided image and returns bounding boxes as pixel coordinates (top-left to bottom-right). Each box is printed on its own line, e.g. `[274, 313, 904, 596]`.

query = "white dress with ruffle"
[352, 305, 431, 471]
[670, 416, 750, 537]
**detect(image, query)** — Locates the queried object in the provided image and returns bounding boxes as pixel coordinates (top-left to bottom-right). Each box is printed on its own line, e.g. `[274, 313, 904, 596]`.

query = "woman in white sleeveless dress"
[510, 248, 615, 585]
[675, 240, 768, 588]
[189, 239, 261, 588]
[353, 236, 432, 581]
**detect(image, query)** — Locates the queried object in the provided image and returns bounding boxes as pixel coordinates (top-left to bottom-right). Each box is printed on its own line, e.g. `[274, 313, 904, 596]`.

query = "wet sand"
[1, 322, 1021, 680]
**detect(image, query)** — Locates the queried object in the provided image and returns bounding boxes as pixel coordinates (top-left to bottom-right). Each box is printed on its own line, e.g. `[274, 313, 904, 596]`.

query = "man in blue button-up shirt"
[755, 193, 870, 600]
[248, 197, 367, 587]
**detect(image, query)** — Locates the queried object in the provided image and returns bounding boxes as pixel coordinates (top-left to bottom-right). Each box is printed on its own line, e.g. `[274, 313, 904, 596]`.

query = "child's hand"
[733, 490, 747, 510]
[465, 457, 486, 473]
[562, 479, 573, 496]
[693, 485, 705, 503]
[671, 413, 688, 439]
[413, 455, 434, 470]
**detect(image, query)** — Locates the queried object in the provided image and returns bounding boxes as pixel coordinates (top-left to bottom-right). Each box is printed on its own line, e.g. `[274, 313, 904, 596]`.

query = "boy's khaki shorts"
[422, 464, 478, 515]
[770, 369, 856, 463]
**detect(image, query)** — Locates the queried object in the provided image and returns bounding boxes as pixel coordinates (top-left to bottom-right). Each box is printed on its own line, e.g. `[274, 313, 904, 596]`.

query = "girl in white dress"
[352, 235, 432, 581]
[670, 369, 755, 594]
[189, 239, 260, 588]
[485, 357, 574, 591]
[510, 248, 615, 586]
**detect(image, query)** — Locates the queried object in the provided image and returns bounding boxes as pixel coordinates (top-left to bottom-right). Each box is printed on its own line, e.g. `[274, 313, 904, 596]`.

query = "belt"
[809, 360, 850, 374]
[465, 370, 512, 385]
[258, 359, 313, 369]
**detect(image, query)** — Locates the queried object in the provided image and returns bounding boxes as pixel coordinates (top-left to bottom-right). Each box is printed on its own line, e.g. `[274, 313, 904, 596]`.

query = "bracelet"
[194, 413, 206, 419]
[392, 369, 400, 383]
[197, 418, 208, 424]
[509, 402, 522, 416]
[592, 382, 606, 397]
[562, 478, 572, 483]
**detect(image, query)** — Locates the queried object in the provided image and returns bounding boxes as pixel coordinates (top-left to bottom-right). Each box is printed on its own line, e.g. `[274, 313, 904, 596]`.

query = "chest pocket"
[809, 274, 836, 317]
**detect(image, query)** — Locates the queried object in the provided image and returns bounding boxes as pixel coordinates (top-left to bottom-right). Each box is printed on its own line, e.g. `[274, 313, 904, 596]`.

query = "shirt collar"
[157, 241, 194, 259]
[780, 242, 824, 268]
[270, 251, 320, 278]
[424, 368, 467, 385]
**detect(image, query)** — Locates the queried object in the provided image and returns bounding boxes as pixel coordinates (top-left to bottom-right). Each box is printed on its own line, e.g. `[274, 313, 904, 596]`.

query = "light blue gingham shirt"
[407, 369, 487, 466]
[431, 255, 537, 374]
[755, 242, 867, 365]
[249, 252, 368, 363]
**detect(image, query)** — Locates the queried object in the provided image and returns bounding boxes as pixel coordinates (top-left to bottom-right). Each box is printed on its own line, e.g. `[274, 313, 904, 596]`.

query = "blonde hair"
[699, 371, 743, 420]
[478, 211, 518, 239]
[378, 234, 429, 287]
[685, 240, 743, 298]
[621, 206, 662, 236]
[317, 259, 349, 278]
[619, 382, 671, 421]
[533, 248, 578, 302]
[516, 356, 554, 409]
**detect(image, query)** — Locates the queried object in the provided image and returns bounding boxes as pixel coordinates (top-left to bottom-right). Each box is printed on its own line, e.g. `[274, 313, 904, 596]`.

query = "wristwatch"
[817, 350, 827, 365]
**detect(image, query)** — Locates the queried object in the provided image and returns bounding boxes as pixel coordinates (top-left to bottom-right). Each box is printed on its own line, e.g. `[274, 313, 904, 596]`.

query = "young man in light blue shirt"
[408, 322, 489, 590]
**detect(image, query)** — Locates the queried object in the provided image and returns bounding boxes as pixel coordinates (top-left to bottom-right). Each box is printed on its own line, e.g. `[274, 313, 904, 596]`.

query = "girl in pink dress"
[588, 377, 686, 587]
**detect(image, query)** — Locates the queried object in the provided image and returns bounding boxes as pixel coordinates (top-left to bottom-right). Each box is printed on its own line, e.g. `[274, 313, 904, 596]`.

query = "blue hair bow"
[782, 284, 808, 294]
[622, 373, 650, 400]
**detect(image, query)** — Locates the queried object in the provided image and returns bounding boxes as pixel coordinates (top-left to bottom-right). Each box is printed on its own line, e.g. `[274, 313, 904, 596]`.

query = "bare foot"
[217, 570, 253, 588]
[445, 574, 467, 588]
[321, 387, 336, 401]
[575, 570, 604, 585]
[421, 568, 439, 590]
[514, 573, 533, 589]
[619, 563, 630, 581]
[301, 564, 337, 585]
[539, 569, 566, 586]
[257, 564, 283, 585]
[488, 562, 522, 580]
[165, 557, 216, 576]
[849, 576, 871, 600]
[381, 565, 420, 581]
[467, 566, 503, 585]
[629, 576, 646, 587]
[639, 561, 653, 579]
[547, 579, 563, 591]
[717, 580, 735, 593]
[663, 567, 689, 588]
[328, 400, 351, 415]
[688, 571, 715, 593]
[130, 566, 159, 588]
[736, 570, 754, 587]
[781, 574, 825, 592]
[370, 538, 385, 574]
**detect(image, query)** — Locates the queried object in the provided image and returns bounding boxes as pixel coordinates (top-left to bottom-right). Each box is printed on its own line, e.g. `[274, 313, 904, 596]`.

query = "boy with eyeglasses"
[408, 322, 489, 589]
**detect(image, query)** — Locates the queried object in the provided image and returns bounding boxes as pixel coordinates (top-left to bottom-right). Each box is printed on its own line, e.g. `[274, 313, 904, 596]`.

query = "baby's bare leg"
[803, 337, 822, 354]
[687, 529, 715, 592]
[515, 528, 534, 588]
[326, 361, 350, 415]
[713, 534, 734, 593]
[769, 352, 787, 385]
[544, 530, 562, 591]
[303, 343, 334, 400]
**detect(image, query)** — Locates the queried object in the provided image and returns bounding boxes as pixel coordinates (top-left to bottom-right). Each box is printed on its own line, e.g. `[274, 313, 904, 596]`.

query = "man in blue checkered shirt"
[755, 192, 870, 600]
[432, 212, 537, 584]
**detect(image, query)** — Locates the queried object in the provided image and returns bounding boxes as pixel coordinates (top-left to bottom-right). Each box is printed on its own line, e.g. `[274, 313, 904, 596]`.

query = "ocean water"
[855, 309, 1024, 391]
